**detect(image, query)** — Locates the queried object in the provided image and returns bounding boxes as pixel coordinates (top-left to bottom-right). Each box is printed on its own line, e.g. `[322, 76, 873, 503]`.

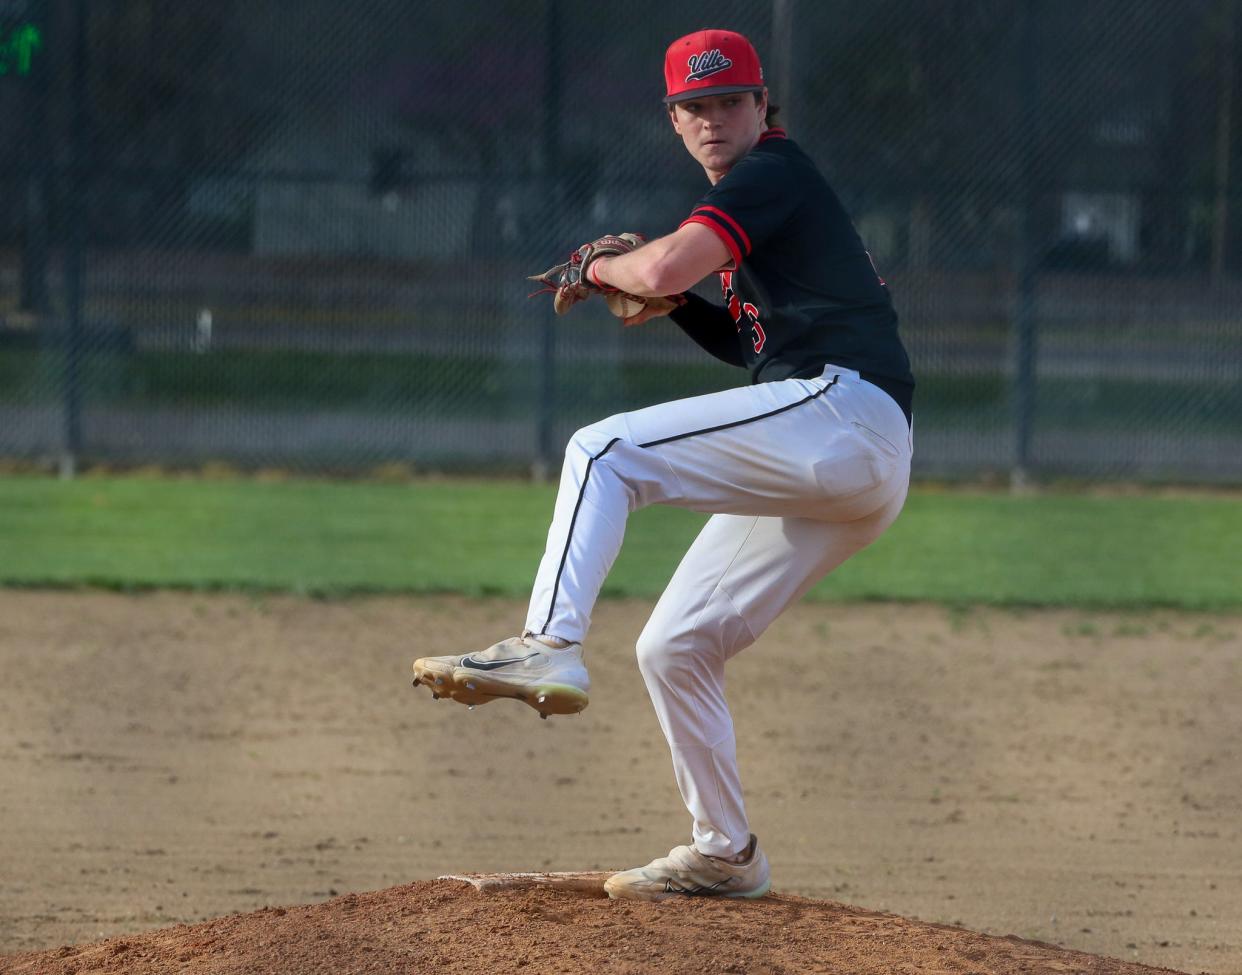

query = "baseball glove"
[528, 233, 683, 320]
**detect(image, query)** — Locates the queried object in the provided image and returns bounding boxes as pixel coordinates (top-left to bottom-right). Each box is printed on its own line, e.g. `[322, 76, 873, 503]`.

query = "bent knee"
[635, 626, 670, 676]
[566, 415, 629, 460]
[636, 629, 703, 684]
[636, 602, 755, 680]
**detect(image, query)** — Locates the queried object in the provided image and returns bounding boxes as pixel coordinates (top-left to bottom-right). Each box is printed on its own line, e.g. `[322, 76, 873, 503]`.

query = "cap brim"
[663, 84, 764, 104]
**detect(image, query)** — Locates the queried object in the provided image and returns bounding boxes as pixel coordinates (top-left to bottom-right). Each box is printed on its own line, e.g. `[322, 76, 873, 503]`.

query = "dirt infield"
[0, 592, 1239, 974]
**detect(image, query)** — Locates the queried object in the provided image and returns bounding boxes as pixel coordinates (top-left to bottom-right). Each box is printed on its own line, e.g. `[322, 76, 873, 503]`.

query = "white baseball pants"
[524, 365, 913, 857]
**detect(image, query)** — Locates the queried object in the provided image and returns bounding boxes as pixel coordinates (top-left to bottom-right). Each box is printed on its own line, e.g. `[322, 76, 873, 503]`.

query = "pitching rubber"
[440, 871, 615, 895]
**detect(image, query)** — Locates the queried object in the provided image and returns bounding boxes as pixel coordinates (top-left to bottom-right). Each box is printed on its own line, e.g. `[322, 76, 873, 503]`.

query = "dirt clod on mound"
[0, 881, 1187, 975]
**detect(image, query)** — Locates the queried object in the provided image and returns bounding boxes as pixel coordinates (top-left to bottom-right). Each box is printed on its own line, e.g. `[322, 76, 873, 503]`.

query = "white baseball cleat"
[412, 635, 589, 719]
[603, 834, 771, 901]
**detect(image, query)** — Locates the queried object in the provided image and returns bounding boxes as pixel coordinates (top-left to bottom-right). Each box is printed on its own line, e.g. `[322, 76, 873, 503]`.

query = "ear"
[668, 105, 683, 137]
[755, 88, 769, 121]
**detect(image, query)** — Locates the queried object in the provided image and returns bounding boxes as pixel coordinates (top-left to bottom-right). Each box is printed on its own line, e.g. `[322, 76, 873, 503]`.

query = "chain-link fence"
[2, 0, 1240, 481]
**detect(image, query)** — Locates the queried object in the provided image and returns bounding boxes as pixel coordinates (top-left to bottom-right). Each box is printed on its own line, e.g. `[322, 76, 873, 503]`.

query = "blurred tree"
[18, 0, 1232, 271]
[370, 33, 545, 256]
[805, 0, 1018, 268]
[362, 0, 640, 256]
[804, 0, 1220, 272]
[357, 0, 771, 254]
[83, 0, 262, 245]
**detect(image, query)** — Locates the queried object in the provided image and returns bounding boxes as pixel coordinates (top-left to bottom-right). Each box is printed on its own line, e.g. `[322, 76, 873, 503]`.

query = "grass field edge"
[1, 577, 1238, 613]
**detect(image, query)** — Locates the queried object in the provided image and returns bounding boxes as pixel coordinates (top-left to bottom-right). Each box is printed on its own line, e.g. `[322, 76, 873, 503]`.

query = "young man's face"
[669, 90, 768, 183]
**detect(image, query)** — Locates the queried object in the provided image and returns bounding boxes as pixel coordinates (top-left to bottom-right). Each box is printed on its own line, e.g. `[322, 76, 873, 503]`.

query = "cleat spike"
[467, 705, 475, 711]
[540, 712, 549, 720]
[431, 693, 440, 700]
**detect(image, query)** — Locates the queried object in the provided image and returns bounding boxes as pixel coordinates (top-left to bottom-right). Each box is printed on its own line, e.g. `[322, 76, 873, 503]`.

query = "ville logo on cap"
[685, 49, 733, 83]
[663, 29, 765, 104]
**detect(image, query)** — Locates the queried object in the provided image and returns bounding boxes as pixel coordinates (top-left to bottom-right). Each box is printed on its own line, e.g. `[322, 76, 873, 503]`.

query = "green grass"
[0, 475, 1238, 609]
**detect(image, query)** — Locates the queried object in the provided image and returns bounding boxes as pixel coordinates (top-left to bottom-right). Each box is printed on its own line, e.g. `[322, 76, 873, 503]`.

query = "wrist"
[588, 257, 615, 291]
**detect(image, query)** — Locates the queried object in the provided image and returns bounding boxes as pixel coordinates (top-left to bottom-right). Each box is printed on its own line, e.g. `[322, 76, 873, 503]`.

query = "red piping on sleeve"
[690, 205, 752, 256]
[680, 215, 742, 270]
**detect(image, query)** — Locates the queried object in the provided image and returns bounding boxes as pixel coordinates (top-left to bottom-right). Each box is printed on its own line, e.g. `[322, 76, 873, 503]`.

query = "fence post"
[60, 0, 90, 479]
[534, 0, 563, 482]
[1012, 0, 1040, 490]
[771, 0, 795, 128]
[1212, 0, 1236, 285]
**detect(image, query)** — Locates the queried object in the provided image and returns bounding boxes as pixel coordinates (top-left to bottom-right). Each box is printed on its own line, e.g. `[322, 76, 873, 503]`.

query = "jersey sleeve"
[668, 294, 744, 367]
[679, 151, 800, 268]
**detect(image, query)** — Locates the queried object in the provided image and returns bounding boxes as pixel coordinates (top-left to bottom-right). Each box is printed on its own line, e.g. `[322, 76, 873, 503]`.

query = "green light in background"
[0, 22, 42, 76]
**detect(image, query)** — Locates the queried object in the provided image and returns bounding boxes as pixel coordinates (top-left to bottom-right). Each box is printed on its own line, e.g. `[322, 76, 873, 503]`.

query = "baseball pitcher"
[414, 28, 915, 901]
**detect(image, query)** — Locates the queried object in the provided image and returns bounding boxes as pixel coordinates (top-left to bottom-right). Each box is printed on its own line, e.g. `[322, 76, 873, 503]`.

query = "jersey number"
[742, 303, 766, 353]
[720, 272, 766, 354]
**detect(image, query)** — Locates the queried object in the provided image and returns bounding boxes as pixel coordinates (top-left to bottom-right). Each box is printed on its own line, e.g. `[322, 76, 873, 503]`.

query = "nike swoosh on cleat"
[664, 879, 733, 895]
[458, 653, 539, 672]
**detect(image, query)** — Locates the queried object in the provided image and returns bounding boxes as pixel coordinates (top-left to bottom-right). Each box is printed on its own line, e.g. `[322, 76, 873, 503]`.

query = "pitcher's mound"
[0, 879, 1186, 975]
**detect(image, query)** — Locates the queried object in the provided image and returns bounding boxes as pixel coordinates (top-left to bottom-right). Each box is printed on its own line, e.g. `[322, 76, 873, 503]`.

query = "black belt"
[859, 371, 914, 427]
[787, 363, 914, 427]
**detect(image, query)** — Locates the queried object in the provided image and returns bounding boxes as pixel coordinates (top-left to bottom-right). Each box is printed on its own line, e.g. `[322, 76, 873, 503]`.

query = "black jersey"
[669, 128, 914, 421]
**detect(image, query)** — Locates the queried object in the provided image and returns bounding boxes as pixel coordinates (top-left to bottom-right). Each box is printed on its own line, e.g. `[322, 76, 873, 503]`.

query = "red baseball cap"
[663, 29, 765, 104]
